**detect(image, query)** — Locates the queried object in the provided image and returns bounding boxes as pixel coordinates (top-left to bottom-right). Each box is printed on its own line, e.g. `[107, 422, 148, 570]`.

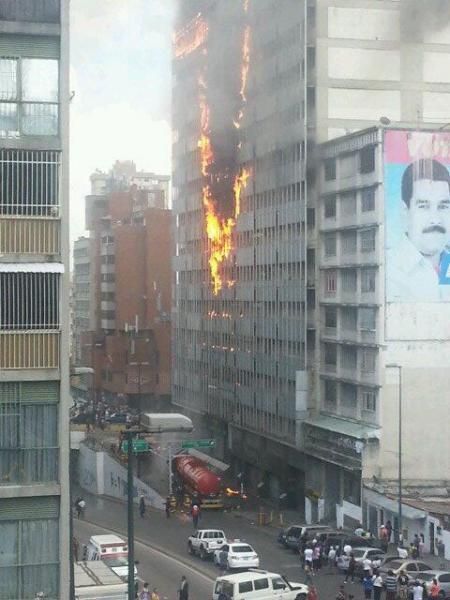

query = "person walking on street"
[412, 580, 424, 600]
[385, 520, 393, 543]
[328, 546, 337, 572]
[398, 570, 409, 600]
[385, 569, 398, 600]
[304, 564, 313, 586]
[304, 546, 314, 571]
[430, 578, 441, 599]
[307, 584, 318, 600]
[139, 494, 146, 518]
[191, 503, 200, 528]
[178, 575, 189, 600]
[372, 570, 383, 600]
[362, 573, 374, 599]
[345, 554, 356, 584]
[140, 583, 150, 600]
[165, 496, 171, 518]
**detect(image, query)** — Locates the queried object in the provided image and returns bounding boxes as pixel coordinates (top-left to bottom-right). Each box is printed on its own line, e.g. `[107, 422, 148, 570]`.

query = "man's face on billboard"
[406, 178, 450, 258]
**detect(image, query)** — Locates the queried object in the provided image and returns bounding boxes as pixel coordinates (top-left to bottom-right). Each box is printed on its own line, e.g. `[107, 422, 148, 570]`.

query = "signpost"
[181, 439, 215, 449]
[121, 439, 150, 454]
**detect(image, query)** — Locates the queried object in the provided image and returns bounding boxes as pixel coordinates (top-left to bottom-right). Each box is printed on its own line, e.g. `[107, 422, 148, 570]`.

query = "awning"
[304, 415, 381, 440]
[0, 262, 64, 273]
[186, 448, 229, 472]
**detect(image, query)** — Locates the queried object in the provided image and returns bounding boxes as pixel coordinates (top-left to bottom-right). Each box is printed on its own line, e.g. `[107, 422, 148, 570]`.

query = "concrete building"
[172, 0, 450, 512]
[317, 126, 450, 545]
[0, 1, 70, 598]
[76, 164, 172, 410]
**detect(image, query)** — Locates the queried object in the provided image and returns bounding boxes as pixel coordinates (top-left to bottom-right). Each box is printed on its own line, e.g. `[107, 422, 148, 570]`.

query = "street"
[74, 489, 371, 600]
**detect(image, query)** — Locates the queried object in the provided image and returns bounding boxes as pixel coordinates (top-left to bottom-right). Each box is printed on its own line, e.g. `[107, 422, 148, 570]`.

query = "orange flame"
[174, 14, 208, 59]
[240, 26, 251, 103]
[234, 168, 251, 218]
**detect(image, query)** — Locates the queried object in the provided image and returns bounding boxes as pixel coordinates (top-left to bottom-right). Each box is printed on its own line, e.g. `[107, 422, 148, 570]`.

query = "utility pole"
[386, 363, 403, 544]
[126, 430, 135, 600]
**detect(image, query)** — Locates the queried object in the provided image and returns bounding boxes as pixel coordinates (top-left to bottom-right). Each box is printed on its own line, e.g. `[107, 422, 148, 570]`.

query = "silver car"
[418, 571, 450, 599]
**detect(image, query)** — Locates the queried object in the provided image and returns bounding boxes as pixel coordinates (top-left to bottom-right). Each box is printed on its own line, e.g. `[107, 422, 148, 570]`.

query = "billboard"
[385, 130, 450, 302]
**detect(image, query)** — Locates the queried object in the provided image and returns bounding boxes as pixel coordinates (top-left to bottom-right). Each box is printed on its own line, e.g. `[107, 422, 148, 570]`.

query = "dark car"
[70, 411, 95, 425]
[106, 412, 129, 424]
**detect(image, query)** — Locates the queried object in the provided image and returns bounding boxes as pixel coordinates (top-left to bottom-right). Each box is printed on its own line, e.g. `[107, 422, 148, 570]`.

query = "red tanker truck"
[172, 454, 223, 509]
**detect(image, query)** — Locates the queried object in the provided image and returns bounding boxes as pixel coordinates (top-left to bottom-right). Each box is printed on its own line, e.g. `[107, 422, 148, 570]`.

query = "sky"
[70, 0, 174, 242]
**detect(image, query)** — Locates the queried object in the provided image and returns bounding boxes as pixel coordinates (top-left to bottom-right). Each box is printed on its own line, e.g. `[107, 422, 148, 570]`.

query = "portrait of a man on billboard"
[385, 131, 450, 302]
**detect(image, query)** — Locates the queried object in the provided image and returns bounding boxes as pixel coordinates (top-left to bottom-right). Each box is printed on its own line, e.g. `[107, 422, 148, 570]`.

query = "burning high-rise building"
[172, 0, 450, 515]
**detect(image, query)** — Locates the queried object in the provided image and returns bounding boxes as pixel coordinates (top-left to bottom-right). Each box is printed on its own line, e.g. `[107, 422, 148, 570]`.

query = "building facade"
[0, 1, 70, 598]
[172, 0, 450, 511]
[75, 164, 172, 410]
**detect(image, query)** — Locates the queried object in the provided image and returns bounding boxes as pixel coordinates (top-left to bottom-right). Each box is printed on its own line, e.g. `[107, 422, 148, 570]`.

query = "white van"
[213, 570, 308, 600]
[85, 534, 137, 581]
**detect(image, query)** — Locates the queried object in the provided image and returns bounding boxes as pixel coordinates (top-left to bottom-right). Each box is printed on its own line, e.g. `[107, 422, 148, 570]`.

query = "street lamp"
[386, 363, 402, 544]
[122, 413, 193, 599]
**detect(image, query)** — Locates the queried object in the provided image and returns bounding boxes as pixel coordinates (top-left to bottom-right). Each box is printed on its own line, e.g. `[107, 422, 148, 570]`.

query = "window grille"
[0, 272, 59, 330]
[0, 149, 60, 216]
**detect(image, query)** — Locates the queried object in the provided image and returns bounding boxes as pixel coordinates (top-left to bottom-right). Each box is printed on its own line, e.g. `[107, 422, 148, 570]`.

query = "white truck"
[213, 570, 308, 600]
[74, 560, 128, 599]
[187, 528, 227, 560]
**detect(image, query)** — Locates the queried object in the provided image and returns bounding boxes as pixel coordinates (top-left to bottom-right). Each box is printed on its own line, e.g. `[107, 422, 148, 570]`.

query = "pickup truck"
[188, 529, 227, 560]
[213, 570, 308, 600]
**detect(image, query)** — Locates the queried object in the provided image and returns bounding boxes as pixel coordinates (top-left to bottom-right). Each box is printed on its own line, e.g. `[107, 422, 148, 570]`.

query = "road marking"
[80, 517, 214, 584]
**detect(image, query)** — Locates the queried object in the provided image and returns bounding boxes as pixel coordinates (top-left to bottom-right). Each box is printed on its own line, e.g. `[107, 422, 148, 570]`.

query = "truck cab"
[85, 534, 137, 581]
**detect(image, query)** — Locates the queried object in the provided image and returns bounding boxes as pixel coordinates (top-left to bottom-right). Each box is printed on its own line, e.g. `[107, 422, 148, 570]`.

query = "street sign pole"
[168, 443, 172, 496]
[126, 431, 134, 600]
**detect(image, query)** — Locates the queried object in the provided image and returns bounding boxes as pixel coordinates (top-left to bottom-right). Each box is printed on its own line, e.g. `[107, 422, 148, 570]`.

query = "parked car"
[317, 531, 377, 552]
[214, 541, 260, 570]
[379, 557, 433, 580]
[417, 571, 450, 598]
[70, 411, 95, 425]
[105, 412, 129, 424]
[212, 570, 308, 600]
[285, 525, 335, 551]
[337, 547, 386, 577]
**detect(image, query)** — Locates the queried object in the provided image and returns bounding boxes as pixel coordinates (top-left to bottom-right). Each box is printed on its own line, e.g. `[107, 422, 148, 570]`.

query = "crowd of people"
[137, 575, 189, 600]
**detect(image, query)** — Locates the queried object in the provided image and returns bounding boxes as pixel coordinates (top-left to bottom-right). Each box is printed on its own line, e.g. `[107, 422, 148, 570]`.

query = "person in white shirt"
[372, 572, 383, 600]
[397, 546, 408, 559]
[328, 546, 336, 571]
[386, 158, 450, 302]
[362, 557, 372, 574]
[304, 547, 313, 568]
[355, 525, 364, 537]
[413, 581, 423, 600]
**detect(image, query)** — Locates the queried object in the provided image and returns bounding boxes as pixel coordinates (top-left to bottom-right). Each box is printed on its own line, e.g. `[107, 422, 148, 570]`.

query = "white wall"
[78, 444, 165, 509]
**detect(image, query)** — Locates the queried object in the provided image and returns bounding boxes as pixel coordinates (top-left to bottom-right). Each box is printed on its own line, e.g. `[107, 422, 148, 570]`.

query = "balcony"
[0, 331, 59, 369]
[0, 216, 60, 255]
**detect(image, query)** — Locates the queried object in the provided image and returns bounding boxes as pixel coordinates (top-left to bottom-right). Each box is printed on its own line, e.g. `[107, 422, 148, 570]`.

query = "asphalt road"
[74, 488, 370, 600]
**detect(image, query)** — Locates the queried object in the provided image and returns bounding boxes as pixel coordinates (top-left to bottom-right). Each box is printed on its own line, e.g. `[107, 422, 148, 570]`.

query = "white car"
[213, 571, 308, 600]
[214, 541, 260, 570]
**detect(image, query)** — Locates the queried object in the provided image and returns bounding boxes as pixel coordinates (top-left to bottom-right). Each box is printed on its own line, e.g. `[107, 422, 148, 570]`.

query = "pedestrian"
[139, 494, 146, 518]
[412, 580, 424, 600]
[335, 584, 347, 600]
[430, 578, 441, 598]
[419, 534, 425, 558]
[140, 583, 151, 600]
[307, 584, 318, 600]
[345, 554, 356, 584]
[414, 534, 421, 557]
[379, 525, 388, 553]
[304, 545, 313, 571]
[372, 570, 383, 600]
[191, 503, 200, 528]
[165, 496, 171, 519]
[178, 575, 189, 600]
[362, 573, 374, 599]
[151, 588, 160, 600]
[385, 569, 398, 600]
[304, 563, 313, 586]
[328, 545, 337, 572]
[313, 544, 321, 571]
[385, 520, 393, 543]
[343, 543, 352, 556]
[397, 570, 409, 600]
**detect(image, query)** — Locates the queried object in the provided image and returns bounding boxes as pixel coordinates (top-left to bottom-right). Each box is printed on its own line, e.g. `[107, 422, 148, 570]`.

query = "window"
[361, 349, 376, 373]
[239, 581, 253, 593]
[360, 145, 375, 174]
[343, 470, 361, 504]
[324, 232, 337, 257]
[341, 231, 357, 254]
[324, 196, 336, 218]
[0, 272, 60, 330]
[0, 57, 59, 137]
[361, 268, 376, 293]
[307, 207, 315, 227]
[324, 343, 337, 369]
[254, 578, 269, 591]
[362, 389, 377, 412]
[325, 270, 337, 294]
[341, 307, 357, 331]
[324, 158, 336, 181]
[341, 382, 357, 414]
[341, 192, 357, 216]
[361, 187, 375, 212]
[324, 306, 337, 329]
[0, 382, 59, 485]
[341, 269, 357, 292]
[360, 229, 376, 252]
[324, 379, 337, 410]
[360, 307, 376, 330]
[341, 346, 357, 370]
[0, 500, 59, 599]
[272, 577, 287, 591]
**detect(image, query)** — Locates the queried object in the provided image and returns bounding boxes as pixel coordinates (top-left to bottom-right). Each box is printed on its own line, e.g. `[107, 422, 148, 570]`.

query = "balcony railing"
[0, 216, 60, 254]
[0, 331, 60, 369]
